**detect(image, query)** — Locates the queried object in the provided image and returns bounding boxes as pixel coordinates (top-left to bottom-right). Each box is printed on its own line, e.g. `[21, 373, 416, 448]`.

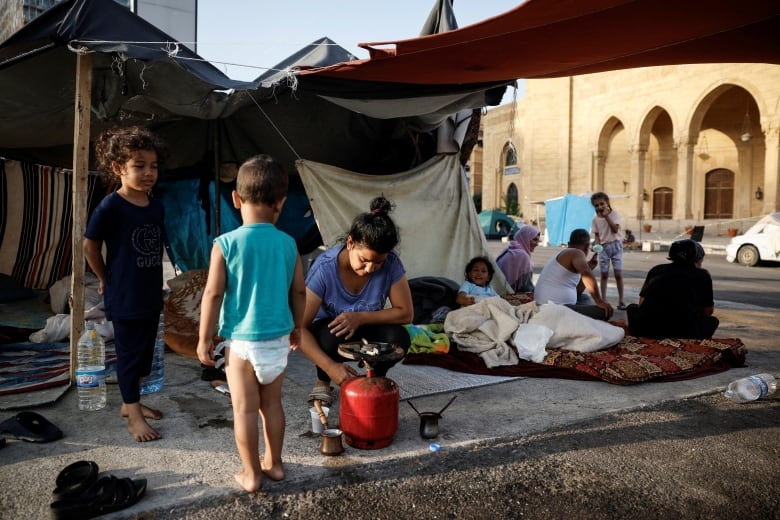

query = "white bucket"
[309, 406, 329, 434]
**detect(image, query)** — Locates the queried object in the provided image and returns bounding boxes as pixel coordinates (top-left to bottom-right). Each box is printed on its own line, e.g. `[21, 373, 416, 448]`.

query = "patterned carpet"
[404, 337, 746, 385]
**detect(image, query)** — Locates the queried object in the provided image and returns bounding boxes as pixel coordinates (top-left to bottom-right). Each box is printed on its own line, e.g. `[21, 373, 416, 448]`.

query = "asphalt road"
[511, 244, 780, 310]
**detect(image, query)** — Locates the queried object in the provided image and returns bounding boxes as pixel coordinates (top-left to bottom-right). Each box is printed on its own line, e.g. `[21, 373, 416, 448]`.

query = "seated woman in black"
[626, 239, 718, 339]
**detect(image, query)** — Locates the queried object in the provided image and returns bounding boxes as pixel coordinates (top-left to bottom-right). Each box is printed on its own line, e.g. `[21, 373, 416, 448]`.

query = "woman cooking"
[297, 196, 413, 407]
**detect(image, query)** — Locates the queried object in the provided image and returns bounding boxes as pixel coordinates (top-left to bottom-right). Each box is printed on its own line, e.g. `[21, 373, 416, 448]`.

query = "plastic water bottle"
[76, 321, 107, 411]
[723, 373, 777, 403]
[140, 312, 165, 395]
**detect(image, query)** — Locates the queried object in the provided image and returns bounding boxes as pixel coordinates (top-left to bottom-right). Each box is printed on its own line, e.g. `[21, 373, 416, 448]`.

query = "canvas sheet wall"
[297, 154, 509, 293]
[0, 157, 320, 292]
[0, 159, 102, 290]
[1, 153, 495, 295]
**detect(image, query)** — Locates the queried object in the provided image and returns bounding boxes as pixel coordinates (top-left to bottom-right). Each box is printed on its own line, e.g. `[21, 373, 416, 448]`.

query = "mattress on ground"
[403, 336, 746, 385]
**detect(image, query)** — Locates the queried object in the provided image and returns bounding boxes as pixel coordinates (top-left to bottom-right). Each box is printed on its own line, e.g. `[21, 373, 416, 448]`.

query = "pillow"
[0, 273, 35, 302]
[164, 270, 209, 358]
[409, 276, 460, 324]
[165, 269, 208, 336]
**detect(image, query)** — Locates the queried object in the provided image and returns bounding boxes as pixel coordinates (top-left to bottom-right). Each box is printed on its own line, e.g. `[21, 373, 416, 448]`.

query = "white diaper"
[221, 336, 289, 384]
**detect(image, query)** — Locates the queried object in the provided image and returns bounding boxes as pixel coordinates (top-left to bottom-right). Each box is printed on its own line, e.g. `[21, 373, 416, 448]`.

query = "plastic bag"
[513, 323, 554, 363]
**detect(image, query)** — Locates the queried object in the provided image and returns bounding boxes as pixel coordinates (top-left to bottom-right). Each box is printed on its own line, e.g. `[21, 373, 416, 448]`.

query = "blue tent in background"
[544, 194, 595, 246]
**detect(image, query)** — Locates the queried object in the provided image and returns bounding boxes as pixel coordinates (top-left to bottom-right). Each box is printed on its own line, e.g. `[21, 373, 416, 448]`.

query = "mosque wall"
[475, 64, 780, 235]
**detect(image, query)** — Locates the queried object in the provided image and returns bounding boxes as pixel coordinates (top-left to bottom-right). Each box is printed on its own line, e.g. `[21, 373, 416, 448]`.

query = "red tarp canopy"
[301, 0, 780, 85]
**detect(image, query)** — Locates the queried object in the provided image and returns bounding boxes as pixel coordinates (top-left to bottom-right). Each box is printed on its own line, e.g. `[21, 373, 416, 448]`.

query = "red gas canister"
[339, 373, 399, 450]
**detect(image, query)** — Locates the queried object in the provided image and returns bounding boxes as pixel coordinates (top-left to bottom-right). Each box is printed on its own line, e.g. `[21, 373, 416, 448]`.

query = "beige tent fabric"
[296, 154, 509, 294]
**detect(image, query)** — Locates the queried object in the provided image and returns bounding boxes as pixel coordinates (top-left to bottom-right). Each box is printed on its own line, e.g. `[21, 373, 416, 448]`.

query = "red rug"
[402, 336, 746, 385]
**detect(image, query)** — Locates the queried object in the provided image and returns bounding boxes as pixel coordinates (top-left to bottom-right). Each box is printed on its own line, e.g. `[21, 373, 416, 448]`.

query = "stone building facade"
[473, 64, 780, 236]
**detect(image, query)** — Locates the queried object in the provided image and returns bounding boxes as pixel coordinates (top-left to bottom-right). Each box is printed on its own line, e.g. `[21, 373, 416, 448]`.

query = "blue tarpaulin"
[544, 194, 595, 246]
[156, 178, 318, 272]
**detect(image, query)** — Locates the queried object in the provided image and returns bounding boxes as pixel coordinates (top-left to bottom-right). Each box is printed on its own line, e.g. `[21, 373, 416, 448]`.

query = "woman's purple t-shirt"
[306, 245, 406, 323]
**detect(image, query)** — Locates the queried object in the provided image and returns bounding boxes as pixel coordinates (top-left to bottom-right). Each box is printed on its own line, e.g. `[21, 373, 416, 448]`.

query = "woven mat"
[283, 349, 520, 402]
[389, 362, 519, 400]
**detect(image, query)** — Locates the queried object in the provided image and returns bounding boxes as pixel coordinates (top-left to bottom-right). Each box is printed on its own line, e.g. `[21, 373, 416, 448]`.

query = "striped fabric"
[0, 341, 117, 396]
[0, 159, 102, 290]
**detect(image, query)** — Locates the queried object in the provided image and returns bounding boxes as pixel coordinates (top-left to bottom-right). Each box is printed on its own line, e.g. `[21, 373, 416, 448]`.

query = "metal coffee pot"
[314, 399, 344, 455]
[407, 396, 457, 439]
[320, 428, 345, 455]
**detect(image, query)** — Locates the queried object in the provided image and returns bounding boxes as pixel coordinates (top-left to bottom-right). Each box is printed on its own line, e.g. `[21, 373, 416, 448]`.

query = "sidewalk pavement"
[1, 238, 775, 519]
[1, 303, 777, 518]
[535, 228, 732, 255]
[637, 228, 731, 255]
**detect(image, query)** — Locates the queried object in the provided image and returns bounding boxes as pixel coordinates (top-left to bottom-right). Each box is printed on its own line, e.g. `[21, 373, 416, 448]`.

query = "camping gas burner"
[338, 341, 404, 371]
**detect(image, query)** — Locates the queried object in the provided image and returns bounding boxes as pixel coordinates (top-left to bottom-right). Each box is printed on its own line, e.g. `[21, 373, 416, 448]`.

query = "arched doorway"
[704, 169, 734, 219]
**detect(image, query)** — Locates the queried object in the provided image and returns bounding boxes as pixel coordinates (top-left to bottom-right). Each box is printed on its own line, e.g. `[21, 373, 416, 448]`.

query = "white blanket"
[443, 297, 532, 368]
[528, 304, 625, 353]
[445, 299, 624, 366]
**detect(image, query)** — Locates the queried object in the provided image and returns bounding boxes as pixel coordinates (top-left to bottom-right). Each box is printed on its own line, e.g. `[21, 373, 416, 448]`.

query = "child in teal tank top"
[197, 155, 305, 493]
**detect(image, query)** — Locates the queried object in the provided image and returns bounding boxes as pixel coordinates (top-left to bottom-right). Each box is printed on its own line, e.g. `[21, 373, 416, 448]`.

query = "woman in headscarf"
[495, 224, 541, 293]
[626, 239, 719, 339]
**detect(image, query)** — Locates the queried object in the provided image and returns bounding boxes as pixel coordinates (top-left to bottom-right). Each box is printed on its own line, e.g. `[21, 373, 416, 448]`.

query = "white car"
[725, 212, 780, 266]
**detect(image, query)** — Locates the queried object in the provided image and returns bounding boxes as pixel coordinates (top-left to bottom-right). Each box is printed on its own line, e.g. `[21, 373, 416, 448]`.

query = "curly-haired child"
[84, 126, 168, 442]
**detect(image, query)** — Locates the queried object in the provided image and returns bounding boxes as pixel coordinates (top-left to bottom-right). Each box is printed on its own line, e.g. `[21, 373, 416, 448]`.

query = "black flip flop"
[53, 461, 99, 499]
[0, 411, 63, 443]
[50, 475, 147, 520]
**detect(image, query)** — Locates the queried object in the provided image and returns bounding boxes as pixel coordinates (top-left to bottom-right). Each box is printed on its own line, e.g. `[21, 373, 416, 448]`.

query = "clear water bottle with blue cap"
[723, 373, 776, 403]
[77, 321, 107, 411]
[140, 312, 165, 395]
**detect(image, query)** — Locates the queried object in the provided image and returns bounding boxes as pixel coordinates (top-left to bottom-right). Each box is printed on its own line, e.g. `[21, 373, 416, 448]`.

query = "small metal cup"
[320, 428, 344, 456]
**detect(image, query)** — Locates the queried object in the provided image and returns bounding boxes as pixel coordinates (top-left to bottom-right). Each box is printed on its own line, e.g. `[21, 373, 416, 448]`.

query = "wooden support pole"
[69, 52, 92, 381]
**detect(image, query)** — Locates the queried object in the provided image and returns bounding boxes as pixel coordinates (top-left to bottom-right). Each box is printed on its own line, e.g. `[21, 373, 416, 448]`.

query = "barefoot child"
[197, 155, 305, 493]
[590, 191, 626, 309]
[84, 126, 167, 442]
[456, 256, 499, 306]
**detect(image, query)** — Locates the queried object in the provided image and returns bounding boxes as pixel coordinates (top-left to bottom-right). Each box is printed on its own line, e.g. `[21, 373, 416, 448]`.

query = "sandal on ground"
[53, 461, 99, 499]
[617, 303, 628, 310]
[0, 411, 63, 443]
[307, 382, 333, 407]
[50, 475, 147, 520]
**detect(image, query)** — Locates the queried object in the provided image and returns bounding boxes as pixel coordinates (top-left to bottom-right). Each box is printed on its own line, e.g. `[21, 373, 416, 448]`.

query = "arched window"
[704, 169, 734, 219]
[652, 187, 673, 219]
[503, 143, 519, 175]
[506, 183, 519, 215]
